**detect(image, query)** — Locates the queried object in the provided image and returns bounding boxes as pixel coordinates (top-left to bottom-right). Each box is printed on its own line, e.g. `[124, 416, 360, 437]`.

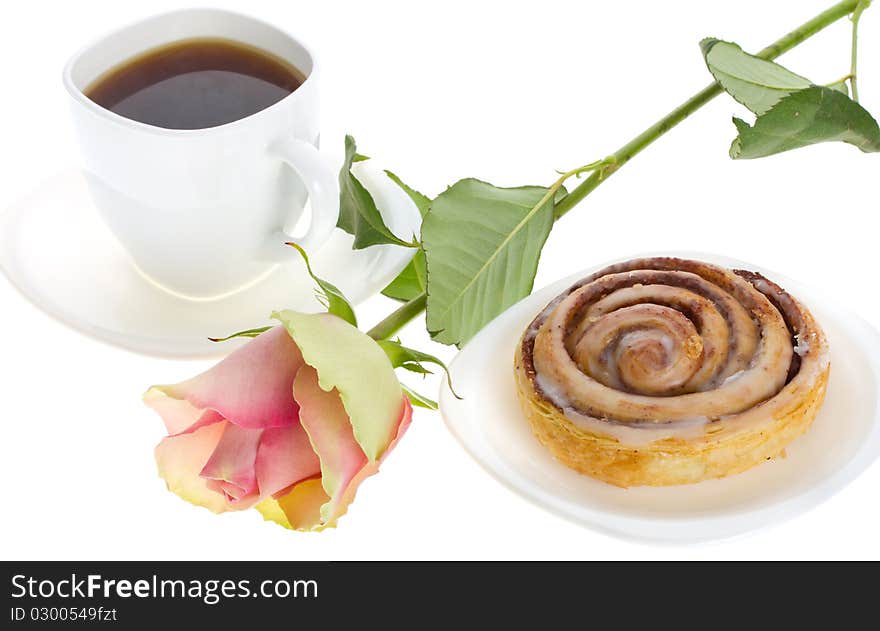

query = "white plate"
[439, 252, 880, 543]
[0, 161, 420, 358]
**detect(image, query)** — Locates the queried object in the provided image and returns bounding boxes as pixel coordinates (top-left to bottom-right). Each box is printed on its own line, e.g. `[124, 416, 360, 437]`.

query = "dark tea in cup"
[85, 37, 304, 130]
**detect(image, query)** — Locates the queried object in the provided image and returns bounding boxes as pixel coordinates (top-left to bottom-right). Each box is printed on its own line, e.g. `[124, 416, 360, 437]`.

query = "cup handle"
[266, 136, 339, 260]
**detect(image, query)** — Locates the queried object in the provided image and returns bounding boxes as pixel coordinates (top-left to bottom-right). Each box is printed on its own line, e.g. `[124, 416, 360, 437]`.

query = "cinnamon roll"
[515, 257, 829, 487]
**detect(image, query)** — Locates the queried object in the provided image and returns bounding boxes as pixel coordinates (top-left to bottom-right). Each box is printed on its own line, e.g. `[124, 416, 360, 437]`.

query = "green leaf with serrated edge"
[701, 38, 811, 115]
[287, 242, 357, 327]
[381, 171, 431, 301]
[401, 384, 437, 410]
[208, 326, 272, 343]
[385, 171, 431, 217]
[730, 86, 880, 159]
[399, 363, 432, 375]
[376, 339, 460, 398]
[337, 135, 416, 249]
[382, 250, 427, 302]
[423, 178, 557, 348]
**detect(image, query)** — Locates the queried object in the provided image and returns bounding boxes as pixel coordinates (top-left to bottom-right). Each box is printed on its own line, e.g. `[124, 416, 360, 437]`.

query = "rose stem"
[553, 0, 863, 218]
[850, 1, 871, 102]
[366, 0, 864, 339]
[367, 292, 427, 340]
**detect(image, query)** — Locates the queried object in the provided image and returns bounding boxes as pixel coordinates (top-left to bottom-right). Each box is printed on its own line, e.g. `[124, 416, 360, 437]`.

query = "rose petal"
[199, 423, 263, 508]
[333, 397, 412, 519]
[255, 497, 292, 529]
[155, 422, 228, 513]
[274, 311, 403, 460]
[256, 478, 329, 531]
[152, 326, 303, 431]
[276, 478, 330, 530]
[283, 366, 413, 529]
[143, 388, 225, 436]
[293, 365, 367, 524]
[255, 424, 321, 498]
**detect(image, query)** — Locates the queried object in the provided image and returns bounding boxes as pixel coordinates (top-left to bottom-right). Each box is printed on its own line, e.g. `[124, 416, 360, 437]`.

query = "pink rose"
[144, 311, 412, 531]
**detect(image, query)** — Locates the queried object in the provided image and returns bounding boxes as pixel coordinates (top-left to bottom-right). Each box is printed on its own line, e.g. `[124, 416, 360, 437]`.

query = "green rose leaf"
[701, 38, 811, 115]
[385, 170, 432, 215]
[376, 339, 460, 398]
[381, 171, 431, 301]
[423, 178, 559, 347]
[382, 251, 427, 302]
[400, 384, 437, 410]
[337, 135, 417, 250]
[287, 242, 357, 327]
[730, 86, 880, 159]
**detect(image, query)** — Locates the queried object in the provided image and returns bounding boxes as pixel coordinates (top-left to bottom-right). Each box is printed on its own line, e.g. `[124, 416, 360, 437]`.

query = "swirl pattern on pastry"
[515, 257, 830, 487]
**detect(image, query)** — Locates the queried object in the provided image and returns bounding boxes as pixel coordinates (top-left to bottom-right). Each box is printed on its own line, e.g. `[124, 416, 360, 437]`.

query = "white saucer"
[439, 252, 880, 543]
[0, 161, 420, 358]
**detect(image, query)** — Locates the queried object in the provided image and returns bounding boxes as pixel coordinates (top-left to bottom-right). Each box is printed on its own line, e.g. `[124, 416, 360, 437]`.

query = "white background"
[1, 0, 878, 560]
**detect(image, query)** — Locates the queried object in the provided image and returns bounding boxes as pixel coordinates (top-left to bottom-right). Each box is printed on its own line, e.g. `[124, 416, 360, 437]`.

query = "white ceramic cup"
[64, 9, 353, 299]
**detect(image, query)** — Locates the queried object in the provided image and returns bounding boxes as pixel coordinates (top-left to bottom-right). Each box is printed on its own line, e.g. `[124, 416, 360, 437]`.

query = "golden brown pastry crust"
[515, 258, 830, 487]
